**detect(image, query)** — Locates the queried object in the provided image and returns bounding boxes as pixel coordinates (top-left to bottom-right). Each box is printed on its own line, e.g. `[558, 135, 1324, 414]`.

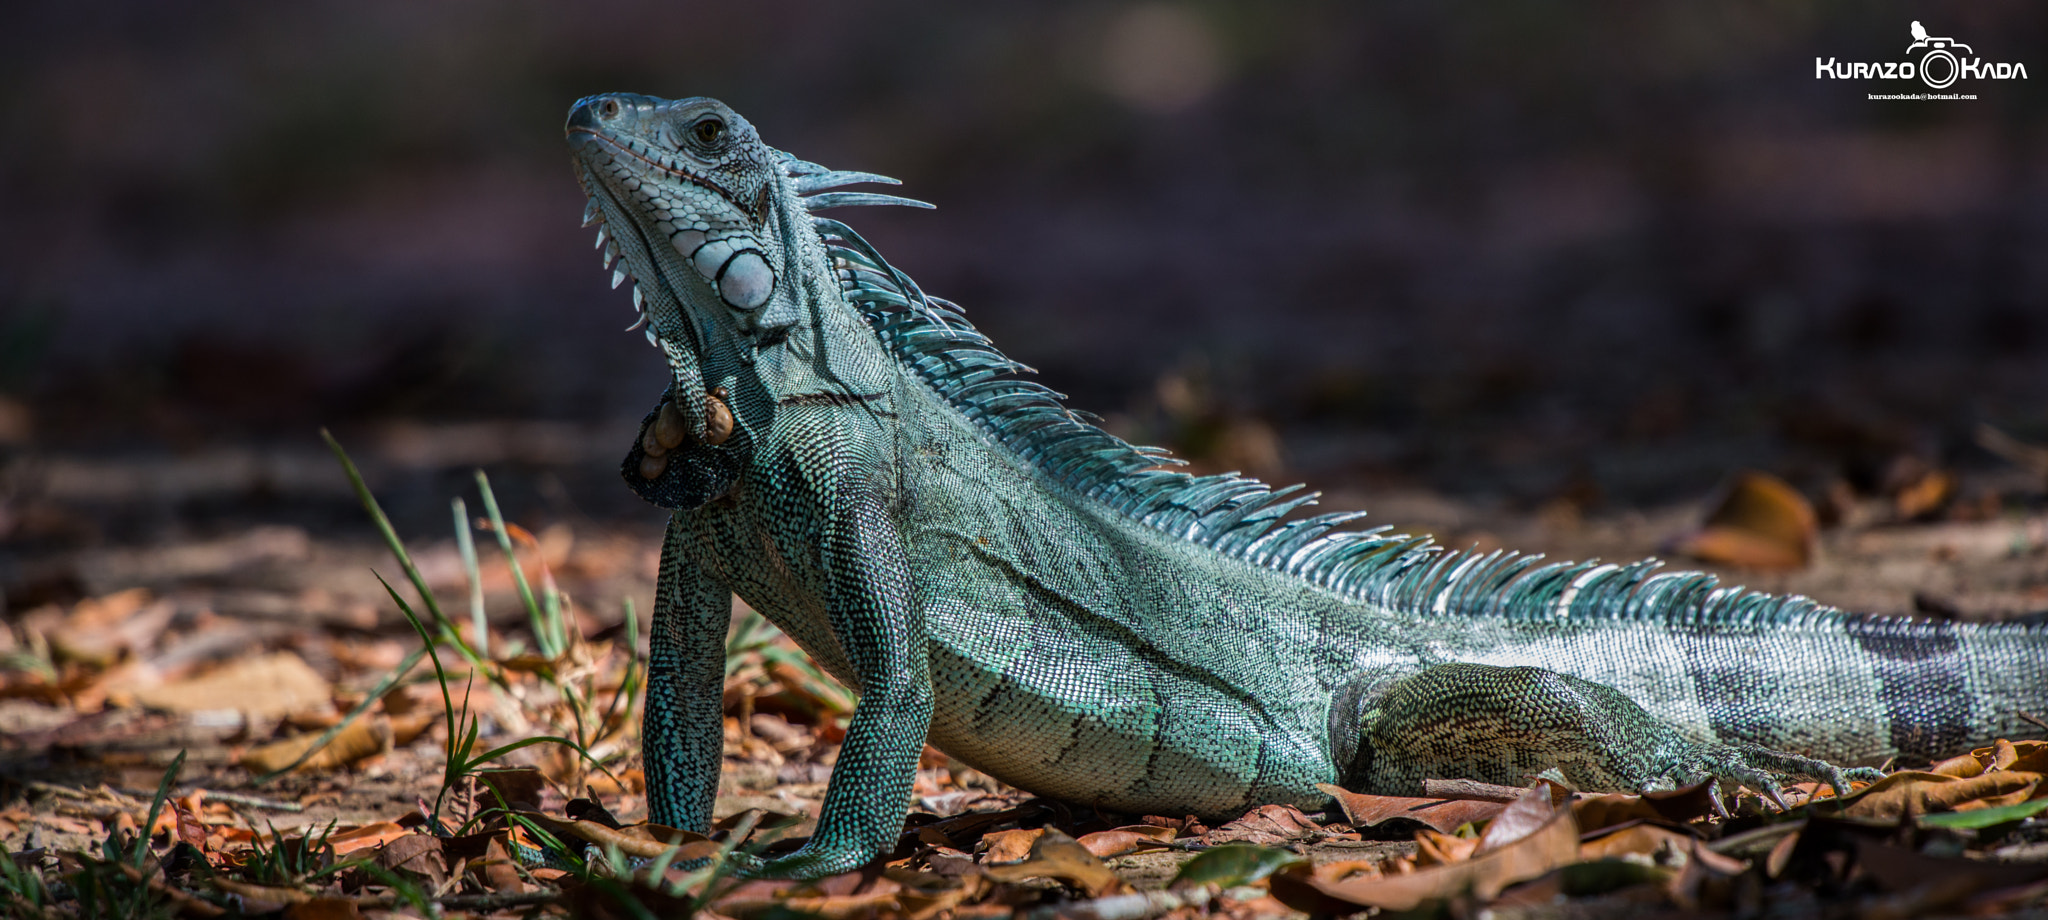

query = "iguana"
[565, 93, 2048, 879]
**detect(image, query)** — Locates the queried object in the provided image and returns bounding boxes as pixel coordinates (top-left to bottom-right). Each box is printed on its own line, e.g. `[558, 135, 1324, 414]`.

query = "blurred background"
[2, 0, 2045, 617]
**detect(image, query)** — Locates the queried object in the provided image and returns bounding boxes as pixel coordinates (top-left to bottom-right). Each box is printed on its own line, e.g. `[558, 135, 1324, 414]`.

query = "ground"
[2, 419, 2047, 917]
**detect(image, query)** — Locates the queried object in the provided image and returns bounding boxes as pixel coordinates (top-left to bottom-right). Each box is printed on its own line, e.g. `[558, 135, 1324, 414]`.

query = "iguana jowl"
[565, 93, 2048, 878]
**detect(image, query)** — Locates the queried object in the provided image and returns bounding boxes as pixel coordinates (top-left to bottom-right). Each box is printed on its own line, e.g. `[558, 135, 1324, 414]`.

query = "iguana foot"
[620, 385, 744, 511]
[727, 844, 874, 880]
[1664, 739, 1886, 807]
[1352, 663, 1884, 808]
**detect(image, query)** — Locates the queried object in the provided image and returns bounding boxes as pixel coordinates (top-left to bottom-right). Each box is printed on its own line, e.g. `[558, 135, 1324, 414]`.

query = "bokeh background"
[2, 1, 2045, 609]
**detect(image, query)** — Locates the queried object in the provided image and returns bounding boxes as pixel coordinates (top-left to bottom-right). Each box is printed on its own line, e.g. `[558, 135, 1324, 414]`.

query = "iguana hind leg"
[1352, 663, 1881, 803]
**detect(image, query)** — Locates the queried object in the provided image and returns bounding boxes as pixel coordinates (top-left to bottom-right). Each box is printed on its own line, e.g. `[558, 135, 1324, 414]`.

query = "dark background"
[2, 1, 2044, 545]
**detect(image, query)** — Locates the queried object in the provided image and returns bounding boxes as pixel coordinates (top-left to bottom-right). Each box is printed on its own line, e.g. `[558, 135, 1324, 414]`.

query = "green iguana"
[565, 93, 2047, 879]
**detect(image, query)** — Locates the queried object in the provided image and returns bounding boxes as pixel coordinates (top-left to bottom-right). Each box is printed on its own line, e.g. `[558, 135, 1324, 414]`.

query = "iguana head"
[566, 94, 800, 444]
[566, 93, 933, 448]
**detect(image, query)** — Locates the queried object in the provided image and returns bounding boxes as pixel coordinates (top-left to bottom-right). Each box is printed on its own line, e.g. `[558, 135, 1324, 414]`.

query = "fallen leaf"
[981, 828, 1120, 897]
[1580, 823, 1745, 875]
[48, 589, 164, 667]
[976, 827, 1044, 864]
[1203, 803, 1324, 845]
[137, 651, 333, 718]
[1825, 770, 2042, 820]
[1671, 471, 1815, 570]
[479, 834, 529, 894]
[1574, 780, 1717, 831]
[1477, 783, 1567, 854]
[1894, 468, 1956, 520]
[375, 833, 448, 887]
[1318, 782, 1508, 834]
[239, 715, 391, 773]
[1930, 739, 2048, 778]
[1076, 825, 1174, 858]
[326, 822, 411, 855]
[1271, 797, 1579, 912]
[1414, 828, 1482, 867]
[170, 799, 208, 851]
[475, 767, 548, 812]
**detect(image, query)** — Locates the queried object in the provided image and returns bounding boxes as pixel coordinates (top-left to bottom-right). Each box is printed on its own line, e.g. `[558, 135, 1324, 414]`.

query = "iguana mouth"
[570, 126, 768, 226]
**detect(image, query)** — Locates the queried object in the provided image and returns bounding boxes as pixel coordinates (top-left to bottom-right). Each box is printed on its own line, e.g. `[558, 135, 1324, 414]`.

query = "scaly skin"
[565, 93, 2048, 879]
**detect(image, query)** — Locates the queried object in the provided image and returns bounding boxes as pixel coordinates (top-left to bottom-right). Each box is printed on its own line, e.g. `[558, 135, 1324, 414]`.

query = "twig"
[200, 790, 306, 812]
[1420, 778, 1527, 802]
[1978, 424, 2048, 478]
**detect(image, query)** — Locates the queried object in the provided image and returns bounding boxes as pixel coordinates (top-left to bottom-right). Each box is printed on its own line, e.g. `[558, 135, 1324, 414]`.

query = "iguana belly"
[919, 600, 1336, 819]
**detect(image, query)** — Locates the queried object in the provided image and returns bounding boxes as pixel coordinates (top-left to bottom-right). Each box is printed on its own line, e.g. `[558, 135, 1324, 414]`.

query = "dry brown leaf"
[170, 798, 208, 851]
[896, 873, 983, 920]
[1894, 469, 1956, 519]
[137, 651, 333, 718]
[1574, 780, 1716, 831]
[475, 767, 547, 812]
[1828, 770, 2043, 820]
[1672, 471, 1816, 570]
[584, 767, 644, 798]
[1203, 803, 1324, 845]
[375, 833, 448, 887]
[1932, 739, 2048, 778]
[1313, 859, 1383, 882]
[1476, 784, 1564, 854]
[326, 821, 412, 855]
[239, 715, 391, 773]
[1076, 825, 1175, 858]
[1318, 782, 1508, 834]
[1580, 823, 1746, 875]
[976, 827, 1044, 864]
[1413, 829, 1482, 867]
[48, 589, 164, 667]
[1272, 799, 1580, 911]
[480, 834, 529, 894]
[981, 828, 1120, 897]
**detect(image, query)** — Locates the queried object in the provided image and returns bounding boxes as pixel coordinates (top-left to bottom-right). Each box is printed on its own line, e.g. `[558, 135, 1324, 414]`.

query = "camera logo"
[1815, 21, 2028, 94]
[1907, 21, 1971, 89]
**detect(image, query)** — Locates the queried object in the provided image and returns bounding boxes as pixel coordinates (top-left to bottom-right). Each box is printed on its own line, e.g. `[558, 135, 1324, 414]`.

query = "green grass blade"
[323, 429, 457, 639]
[134, 750, 186, 868]
[475, 470, 556, 659]
[453, 496, 488, 659]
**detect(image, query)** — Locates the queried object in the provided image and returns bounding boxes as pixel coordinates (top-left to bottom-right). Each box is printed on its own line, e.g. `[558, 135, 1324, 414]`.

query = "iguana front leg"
[643, 516, 730, 834]
[748, 462, 934, 878]
[1352, 663, 1882, 803]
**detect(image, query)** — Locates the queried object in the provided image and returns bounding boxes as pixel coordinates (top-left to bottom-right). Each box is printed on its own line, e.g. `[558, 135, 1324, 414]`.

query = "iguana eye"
[689, 118, 725, 148]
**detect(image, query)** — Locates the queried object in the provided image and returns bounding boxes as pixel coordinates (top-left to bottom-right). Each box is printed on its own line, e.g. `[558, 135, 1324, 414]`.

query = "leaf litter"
[3, 432, 2048, 916]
